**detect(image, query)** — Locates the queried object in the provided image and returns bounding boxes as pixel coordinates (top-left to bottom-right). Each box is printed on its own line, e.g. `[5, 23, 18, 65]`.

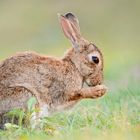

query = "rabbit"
[0, 13, 107, 128]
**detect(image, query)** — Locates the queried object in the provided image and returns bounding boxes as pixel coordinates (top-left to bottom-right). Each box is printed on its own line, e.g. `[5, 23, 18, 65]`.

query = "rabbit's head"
[59, 13, 104, 86]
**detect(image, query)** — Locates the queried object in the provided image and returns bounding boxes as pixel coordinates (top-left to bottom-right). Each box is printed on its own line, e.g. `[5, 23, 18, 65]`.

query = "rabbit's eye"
[92, 56, 99, 64]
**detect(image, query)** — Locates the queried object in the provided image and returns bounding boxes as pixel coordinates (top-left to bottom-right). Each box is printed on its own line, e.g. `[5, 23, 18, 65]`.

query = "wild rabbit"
[0, 13, 107, 128]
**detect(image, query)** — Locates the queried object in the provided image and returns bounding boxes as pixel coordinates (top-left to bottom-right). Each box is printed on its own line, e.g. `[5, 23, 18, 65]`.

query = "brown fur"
[0, 13, 107, 128]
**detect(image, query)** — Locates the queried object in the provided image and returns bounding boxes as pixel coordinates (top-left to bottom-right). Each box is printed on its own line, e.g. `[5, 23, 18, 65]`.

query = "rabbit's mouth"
[85, 79, 101, 87]
[85, 79, 100, 87]
[85, 73, 103, 87]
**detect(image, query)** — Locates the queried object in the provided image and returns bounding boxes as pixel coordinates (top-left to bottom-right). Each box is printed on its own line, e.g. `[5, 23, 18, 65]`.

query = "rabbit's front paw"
[90, 85, 108, 98]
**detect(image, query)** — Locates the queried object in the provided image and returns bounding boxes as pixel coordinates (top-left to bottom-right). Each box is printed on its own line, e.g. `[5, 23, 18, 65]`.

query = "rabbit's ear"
[64, 13, 80, 33]
[58, 13, 81, 47]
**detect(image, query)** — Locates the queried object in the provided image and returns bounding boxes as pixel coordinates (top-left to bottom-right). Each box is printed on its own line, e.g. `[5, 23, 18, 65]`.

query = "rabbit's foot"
[30, 104, 49, 129]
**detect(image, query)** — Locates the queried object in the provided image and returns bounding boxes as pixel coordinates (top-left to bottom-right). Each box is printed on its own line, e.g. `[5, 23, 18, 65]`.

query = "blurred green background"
[0, 0, 140, 140]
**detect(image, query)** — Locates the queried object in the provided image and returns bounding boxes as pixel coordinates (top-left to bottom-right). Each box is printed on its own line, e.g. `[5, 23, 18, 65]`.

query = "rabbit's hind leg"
[0, 87, 33, 129]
